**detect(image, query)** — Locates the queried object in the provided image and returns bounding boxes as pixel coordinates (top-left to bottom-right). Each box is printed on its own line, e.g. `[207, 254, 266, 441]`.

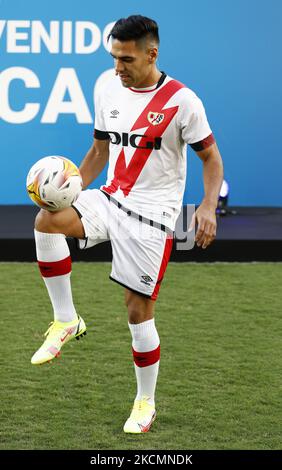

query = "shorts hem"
[71, 204, 83, 219]
[109, 276, 154, 300]
[74, 237, 89, 250]
[71, 203, 89, 249]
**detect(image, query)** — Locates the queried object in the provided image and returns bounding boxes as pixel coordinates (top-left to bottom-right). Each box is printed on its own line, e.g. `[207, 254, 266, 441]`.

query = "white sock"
[34, 229, 77, 323]
[128, 318, 160, 407]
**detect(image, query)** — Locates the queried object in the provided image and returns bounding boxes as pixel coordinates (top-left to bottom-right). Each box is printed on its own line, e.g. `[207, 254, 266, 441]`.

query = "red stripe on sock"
[132, 344, 160, 368]
[38, 256, 71, 277]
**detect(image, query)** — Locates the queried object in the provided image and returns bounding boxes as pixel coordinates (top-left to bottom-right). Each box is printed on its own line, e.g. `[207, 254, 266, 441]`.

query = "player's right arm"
[80, 76, 114, 188]
[79, 138, 109, 189]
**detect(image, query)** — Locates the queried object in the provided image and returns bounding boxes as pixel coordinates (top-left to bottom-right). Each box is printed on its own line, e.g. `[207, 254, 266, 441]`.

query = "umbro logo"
[110, 109, 119, 118]
[140, 275, 153, 286]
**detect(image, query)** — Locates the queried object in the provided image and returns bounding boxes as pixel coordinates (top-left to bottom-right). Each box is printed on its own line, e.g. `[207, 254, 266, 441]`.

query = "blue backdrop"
[0, 0, 281, 206]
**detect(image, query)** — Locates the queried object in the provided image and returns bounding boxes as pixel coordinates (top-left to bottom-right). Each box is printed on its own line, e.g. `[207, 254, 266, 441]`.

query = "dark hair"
[108, 15, 159, 45]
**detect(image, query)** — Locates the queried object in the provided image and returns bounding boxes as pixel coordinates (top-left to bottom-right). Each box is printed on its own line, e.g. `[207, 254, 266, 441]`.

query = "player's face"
[110, 39, 157, 88]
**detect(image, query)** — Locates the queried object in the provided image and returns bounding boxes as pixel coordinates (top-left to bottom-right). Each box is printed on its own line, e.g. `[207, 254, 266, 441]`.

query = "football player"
[31, 15, 223, 434]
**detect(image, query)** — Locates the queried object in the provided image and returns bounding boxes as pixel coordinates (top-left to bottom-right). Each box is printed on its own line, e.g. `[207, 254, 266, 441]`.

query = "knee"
[126, 296, 154, 324]
[35, 209, 58, 233]
[127, 306, 144, 324]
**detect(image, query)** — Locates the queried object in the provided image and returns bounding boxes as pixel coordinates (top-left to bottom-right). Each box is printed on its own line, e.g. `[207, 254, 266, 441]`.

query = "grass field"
[0, 262, 281, 450]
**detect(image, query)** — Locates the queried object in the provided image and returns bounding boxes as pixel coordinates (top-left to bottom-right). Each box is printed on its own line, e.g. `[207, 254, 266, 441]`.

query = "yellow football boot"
[123, 397, 156, 433]
[31, 315, 86, 365]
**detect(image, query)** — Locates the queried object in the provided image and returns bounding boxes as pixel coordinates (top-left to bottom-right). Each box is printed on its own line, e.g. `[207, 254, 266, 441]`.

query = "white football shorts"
[72, 189, 173, 300]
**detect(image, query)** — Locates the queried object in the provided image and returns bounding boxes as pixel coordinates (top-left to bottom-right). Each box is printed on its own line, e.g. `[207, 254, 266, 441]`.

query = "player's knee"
[127, 303, 153, 324]
[125, 290, 154, 323]
[34, 209, 60, 233]
[127, 307, 140, 324]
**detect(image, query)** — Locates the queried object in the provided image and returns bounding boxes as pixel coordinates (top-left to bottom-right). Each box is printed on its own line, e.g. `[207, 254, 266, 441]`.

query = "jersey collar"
[129, 72, 167, 93]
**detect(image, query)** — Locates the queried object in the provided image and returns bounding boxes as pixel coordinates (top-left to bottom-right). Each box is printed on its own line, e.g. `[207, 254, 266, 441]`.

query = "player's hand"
[189, 202, 217, 249]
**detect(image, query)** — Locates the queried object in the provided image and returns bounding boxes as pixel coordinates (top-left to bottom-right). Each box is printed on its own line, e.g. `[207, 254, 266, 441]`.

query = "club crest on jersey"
[147, 112, 165, 126]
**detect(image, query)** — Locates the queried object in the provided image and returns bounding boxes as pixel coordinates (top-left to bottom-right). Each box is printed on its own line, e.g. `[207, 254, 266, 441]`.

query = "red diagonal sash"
[102, 79, 185, 197]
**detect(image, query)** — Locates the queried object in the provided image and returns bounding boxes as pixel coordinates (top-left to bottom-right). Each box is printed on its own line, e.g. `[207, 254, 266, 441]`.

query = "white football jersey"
[94, 73, 213, 230]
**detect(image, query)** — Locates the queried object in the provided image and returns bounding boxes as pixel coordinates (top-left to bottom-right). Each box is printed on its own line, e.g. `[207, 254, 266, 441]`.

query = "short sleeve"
[93, 87, 109, 140]
[178, 91, 212, 145]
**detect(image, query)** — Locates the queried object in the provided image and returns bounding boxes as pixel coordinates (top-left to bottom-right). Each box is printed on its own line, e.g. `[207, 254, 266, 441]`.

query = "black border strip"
[71, 205, 89, 249]
[94, 129, 110, 140]
[0, 450, 280, 467]
[71, 204, 82, 219]
[156, 71, 167, 88]
[109, 275, 152, 299]
[190, 133, 215, 152]
[101, 190, 173, 235]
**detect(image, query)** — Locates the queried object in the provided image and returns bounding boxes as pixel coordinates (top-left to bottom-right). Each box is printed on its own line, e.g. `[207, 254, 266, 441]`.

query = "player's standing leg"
[31, 207, 87, 365]
[123, 291, 159, 433]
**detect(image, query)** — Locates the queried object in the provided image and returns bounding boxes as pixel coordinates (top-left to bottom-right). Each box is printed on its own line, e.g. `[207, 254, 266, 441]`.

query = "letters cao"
[0, 20, 115, 124]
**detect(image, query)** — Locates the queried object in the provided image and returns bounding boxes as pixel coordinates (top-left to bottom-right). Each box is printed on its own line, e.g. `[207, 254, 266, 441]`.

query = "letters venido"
[108, 132, 162, 150]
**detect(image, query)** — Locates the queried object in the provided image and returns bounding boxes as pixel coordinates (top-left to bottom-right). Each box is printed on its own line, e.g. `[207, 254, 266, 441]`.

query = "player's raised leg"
[123, 291, 159, 433]
[31, 207, 86, 365]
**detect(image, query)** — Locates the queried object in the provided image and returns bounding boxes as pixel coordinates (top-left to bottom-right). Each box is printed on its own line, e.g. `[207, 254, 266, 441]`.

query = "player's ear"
[148, 47, 158, 63]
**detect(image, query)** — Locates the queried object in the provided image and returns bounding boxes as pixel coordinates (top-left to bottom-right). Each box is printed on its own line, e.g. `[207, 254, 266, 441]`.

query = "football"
[26, 156, 82, 211]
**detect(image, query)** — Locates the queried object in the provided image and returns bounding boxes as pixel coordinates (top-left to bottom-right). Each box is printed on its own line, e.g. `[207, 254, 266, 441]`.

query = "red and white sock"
[34, 229, 77, 323]
[128, 318, 160, 407]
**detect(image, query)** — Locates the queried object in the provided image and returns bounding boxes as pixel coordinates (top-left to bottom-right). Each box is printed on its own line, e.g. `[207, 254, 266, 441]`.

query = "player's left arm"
[193, 142, 224, 249]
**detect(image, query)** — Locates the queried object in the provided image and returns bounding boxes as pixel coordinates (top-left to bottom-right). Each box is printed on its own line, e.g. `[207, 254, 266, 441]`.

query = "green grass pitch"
[0, 262, 281, 450]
